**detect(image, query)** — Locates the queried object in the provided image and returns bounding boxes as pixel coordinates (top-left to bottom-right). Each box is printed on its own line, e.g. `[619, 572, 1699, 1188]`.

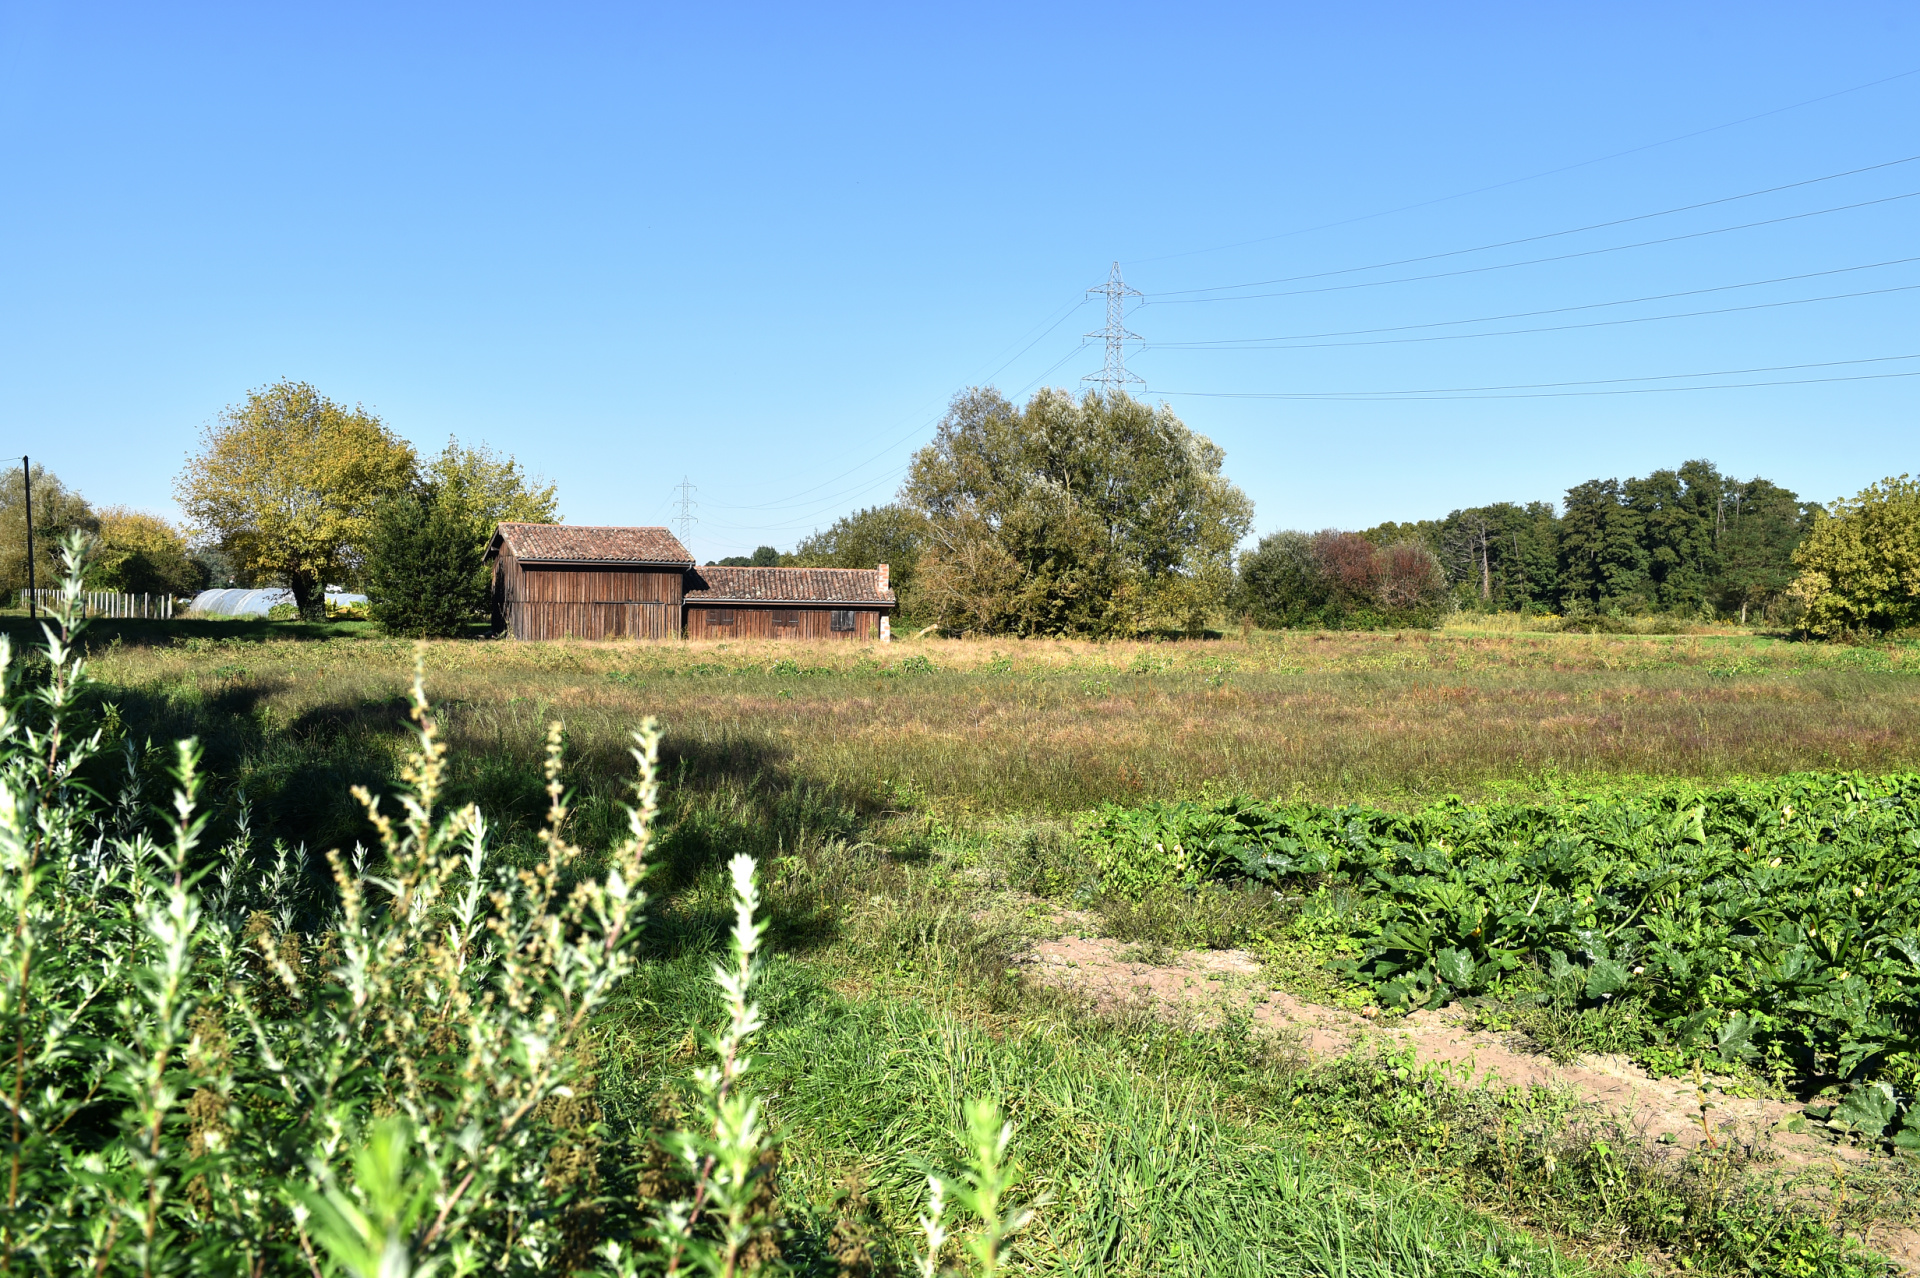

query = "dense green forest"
[1358, 459, 1814, 621]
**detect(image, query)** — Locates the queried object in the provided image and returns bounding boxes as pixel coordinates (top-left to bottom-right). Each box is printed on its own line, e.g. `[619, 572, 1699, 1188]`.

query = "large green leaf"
[1584, 956, 1631, 1000]
[1832, 1082, 1899, 1136]
[1434, 947, 1477, 990]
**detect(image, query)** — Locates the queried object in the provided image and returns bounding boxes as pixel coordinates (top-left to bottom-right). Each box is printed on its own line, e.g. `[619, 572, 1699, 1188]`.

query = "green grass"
[609, 954, 1586, 1277]
[72, 626, 1920, 1275]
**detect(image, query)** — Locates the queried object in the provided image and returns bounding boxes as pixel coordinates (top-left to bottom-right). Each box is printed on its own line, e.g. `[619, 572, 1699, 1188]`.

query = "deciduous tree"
[791, 503, 928, 617]
[0, 463, 94, 598]
[905, 388, 1252, 635]
[1789, 475, 1920, 636]
[92, 507, 206, 597]
[1558, 479, 1648, 612]
[1237, 530, 1447, 629]
[1715, 478, 1813, 622]
[175, 381, 417, 619]
[424, 437, 559, 538]
[716, 545, 784, 567]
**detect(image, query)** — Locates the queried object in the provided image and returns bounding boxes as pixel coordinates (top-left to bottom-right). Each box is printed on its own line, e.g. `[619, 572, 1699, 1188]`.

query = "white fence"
[19, 590, 175, 619]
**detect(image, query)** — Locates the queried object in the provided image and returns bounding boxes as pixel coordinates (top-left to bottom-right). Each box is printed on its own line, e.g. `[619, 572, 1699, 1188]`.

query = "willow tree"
[176, 381, 417, 619]
[904, 388, 1252, 635]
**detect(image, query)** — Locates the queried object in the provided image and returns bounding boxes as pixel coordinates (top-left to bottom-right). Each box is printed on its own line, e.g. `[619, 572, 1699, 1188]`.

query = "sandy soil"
[1017, 926, 1920, 1273]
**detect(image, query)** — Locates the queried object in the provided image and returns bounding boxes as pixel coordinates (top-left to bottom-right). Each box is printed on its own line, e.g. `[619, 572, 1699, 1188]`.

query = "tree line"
[12, 377, 1910, 640]
[1341, 459, 1815, 624]
[766, 390, 1916, 637]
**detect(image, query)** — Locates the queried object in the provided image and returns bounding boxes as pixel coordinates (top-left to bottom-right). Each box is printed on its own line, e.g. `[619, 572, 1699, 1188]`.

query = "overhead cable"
[1126, 65, 1920, 265]
[1151, 352, 1920, 401]
[1148, 281, 1920, 352]
[1148, 155, 1920, 300]
[1144, 189, 1920, 305]
[1152, 256, 1920, 348]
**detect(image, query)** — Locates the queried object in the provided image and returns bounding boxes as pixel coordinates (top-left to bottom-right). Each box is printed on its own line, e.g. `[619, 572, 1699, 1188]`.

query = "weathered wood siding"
[493, 551, 686, 640]
[685, 605, 881, 641]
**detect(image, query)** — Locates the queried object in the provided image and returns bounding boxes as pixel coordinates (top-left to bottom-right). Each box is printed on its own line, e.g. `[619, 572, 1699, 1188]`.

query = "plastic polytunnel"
[187, 588, 369, 618]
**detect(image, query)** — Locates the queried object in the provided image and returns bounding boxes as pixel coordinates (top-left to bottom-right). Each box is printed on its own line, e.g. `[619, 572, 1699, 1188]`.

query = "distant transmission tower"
[673, 476, 697, 547]
[1083, 261, 1144, 394]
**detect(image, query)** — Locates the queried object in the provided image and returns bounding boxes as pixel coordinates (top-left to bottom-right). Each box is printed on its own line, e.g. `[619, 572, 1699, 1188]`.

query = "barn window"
[772, 609, 799, 626]
[830, 610, 855, 632]
[709, 609, 735, 626]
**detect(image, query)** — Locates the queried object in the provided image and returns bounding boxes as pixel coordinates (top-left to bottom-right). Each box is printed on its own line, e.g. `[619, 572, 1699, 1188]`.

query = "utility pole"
[21, 457, 34, 620]
[1082, 262, 1144, 395]
[673, 476, 697, 550]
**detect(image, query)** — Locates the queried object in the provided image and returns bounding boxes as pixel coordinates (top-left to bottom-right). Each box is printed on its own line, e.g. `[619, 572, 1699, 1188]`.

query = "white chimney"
[877, 562, 889, 591]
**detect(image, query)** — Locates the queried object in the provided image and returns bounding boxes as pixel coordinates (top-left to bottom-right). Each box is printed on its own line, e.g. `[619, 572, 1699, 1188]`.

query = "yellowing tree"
[424, 437, 560, 537]
[175, 381, 417, 619]
[93, 507, 205, 597]
[1788, 474, 1920, 636]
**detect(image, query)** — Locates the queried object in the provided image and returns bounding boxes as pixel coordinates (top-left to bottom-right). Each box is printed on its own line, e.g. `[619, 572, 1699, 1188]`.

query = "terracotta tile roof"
[488, 523, 694, 566]
[684, 567, 896, 606]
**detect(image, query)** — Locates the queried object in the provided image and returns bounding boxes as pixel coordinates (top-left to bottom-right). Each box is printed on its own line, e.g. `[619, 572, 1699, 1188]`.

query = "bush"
[365, 484, 489, 637]
[1236, 530, 1448, 629]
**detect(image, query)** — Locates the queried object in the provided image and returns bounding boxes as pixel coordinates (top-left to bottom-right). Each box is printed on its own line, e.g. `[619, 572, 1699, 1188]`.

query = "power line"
[1146, 153, 1920, 300]
[1144, 188, 1920, 305]
[1149, 280, 1920, 352]
[1151, 351, 1920, 401]
[1017, 340, 1095, 399]
[699, 294, 1095, 516]
[1126, 65, 1920, 266]
[1148, 255, 1920, 348]
[1083, 263, 1145, 392]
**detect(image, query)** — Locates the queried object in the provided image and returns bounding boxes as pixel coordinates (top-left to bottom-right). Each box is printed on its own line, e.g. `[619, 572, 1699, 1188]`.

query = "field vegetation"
[38, 612, 1916, 1275]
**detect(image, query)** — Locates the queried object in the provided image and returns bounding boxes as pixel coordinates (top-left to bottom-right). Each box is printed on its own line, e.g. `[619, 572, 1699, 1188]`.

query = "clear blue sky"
[2, 2, 1914, 560]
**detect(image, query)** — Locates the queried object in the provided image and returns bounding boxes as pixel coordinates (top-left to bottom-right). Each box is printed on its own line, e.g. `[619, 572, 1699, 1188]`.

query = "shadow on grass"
[0, 614, 382, 648]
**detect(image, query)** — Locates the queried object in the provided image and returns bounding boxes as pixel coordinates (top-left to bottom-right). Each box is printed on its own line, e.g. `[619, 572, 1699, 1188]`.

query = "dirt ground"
[1018, 925, 1920, 1274]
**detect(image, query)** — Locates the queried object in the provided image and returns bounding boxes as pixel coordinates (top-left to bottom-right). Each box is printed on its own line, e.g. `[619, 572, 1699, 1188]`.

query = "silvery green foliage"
[0, 534, 708, 1275]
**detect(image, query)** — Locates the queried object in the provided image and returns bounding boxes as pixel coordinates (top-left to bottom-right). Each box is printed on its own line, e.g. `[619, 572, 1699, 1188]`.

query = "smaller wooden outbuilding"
[486, 523, 896, 641]
[683, 565, 894, 642]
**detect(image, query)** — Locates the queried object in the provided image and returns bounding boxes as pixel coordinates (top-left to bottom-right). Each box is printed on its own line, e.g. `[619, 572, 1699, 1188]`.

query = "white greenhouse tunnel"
[188, 588, 368, 618]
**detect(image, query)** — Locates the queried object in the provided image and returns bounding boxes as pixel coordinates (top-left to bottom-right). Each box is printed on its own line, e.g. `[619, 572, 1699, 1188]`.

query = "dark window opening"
[830, 610, 855, 632]
[772, 609, 799, 626]
[708, 609, 735, 626]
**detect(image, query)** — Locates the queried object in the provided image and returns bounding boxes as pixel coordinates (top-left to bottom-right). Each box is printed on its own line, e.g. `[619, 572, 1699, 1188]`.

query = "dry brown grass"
[89, 627, 1920, 813]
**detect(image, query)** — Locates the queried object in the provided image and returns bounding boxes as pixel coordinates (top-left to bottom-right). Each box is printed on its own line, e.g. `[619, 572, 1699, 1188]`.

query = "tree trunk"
[287, 572, 325, 622]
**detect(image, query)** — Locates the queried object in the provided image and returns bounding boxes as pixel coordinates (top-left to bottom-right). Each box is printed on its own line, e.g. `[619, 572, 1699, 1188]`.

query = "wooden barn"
[488, 523, 693, 641]
[486, 523, 895, 642]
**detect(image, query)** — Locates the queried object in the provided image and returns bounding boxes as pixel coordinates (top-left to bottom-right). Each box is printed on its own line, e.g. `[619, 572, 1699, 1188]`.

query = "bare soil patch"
[1019, 927, 1920, 1274]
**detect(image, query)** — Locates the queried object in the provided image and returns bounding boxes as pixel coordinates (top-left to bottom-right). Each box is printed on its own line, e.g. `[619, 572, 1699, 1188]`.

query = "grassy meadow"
[63, 620, 1920, 1275]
